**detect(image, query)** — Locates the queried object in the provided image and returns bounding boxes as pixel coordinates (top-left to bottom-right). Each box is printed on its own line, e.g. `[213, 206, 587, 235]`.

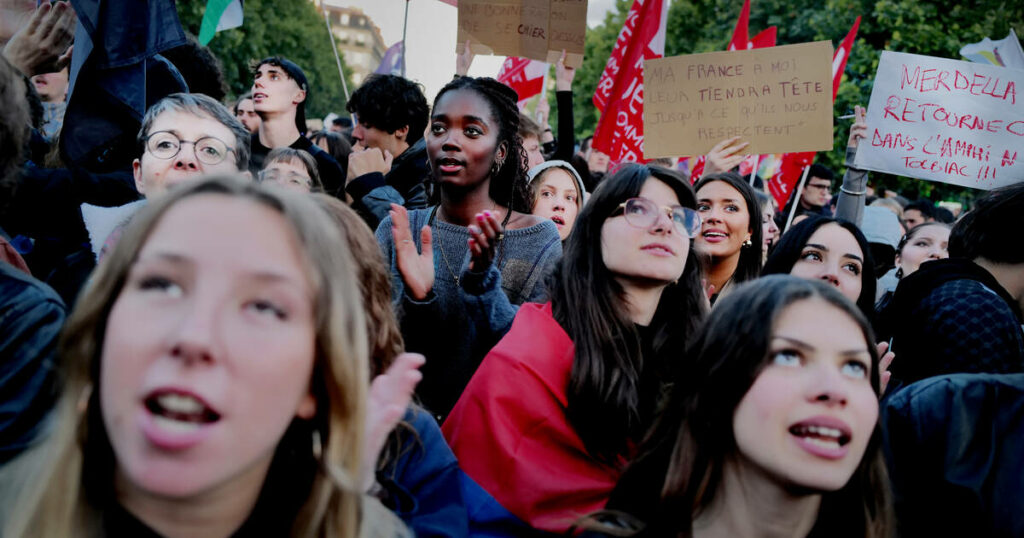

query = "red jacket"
[442, 302, 623, 533]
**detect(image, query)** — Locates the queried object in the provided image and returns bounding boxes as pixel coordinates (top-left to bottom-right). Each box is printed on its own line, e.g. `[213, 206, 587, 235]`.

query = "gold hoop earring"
[742, 238, 753, 248]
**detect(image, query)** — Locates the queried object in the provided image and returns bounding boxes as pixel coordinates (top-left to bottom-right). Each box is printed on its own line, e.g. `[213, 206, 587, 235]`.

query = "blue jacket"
[0, 261, 65, 463]
[379, 407, 538, 537]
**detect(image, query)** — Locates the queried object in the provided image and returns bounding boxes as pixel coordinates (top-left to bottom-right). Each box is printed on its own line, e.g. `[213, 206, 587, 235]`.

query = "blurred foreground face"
[100, 194, 317, 499]
[732, 298, 877, 492]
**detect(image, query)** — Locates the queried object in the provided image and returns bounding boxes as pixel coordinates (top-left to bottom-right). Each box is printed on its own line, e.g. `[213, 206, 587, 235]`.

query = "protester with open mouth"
[527, 159, 588, 241]
[0, 178, 415, 537]
[376, 76, 562, 422]
[443, 164, 707, 533]
[585, 275, 893, 537]
[694, 172, 763, 303]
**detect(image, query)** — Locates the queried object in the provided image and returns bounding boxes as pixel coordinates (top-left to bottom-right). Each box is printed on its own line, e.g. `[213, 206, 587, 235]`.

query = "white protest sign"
[855, 51, 1024, 190]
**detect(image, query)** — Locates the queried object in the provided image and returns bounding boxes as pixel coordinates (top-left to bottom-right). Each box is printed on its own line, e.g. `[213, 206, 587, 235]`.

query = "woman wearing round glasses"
[443, 164, 707, 533]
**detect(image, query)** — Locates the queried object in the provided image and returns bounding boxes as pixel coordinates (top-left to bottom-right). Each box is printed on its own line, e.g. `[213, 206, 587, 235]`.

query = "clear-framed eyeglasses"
[144, 131, 234, 165]
[614, 197, 702, 238]
[259, 168, 312, 190]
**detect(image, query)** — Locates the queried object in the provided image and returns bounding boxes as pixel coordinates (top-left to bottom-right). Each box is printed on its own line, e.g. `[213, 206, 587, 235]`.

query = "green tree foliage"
[571, 0, 1023, 202]
[176, 0, 354, 120]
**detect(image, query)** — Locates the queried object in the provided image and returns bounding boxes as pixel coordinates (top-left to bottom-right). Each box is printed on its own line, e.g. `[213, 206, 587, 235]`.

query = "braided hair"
[431, 77, 531, 213]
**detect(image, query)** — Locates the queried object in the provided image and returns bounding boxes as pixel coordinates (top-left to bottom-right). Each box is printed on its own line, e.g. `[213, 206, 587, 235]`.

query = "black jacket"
[878, 258, 1024, 390]
[882, 373, 1024, 537]
[0, 261, 64, 463]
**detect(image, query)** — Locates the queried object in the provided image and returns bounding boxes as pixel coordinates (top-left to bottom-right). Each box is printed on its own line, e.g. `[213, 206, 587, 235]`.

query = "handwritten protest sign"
[643, 41, 834, 158]
[457, 0, 587, 67]
[854, 51, 1023, 190]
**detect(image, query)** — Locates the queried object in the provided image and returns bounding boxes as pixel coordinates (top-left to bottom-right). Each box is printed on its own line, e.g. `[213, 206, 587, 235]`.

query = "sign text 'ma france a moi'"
[643, 41, 834, 158]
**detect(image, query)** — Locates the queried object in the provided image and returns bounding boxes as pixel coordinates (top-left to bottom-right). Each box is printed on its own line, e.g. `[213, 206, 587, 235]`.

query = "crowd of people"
[1, 3, 1022, 537]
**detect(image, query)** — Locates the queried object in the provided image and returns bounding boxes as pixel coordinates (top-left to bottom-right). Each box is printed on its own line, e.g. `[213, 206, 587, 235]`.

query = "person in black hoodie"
[878, 182, 1024, 391]
[345, 74, 430, 229]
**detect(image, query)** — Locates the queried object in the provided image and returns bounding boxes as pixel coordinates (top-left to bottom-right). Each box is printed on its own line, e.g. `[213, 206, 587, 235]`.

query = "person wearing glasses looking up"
[82, 93, 251, 262]
[776, 164, 836, 230]
[443, 164, 707, 533]
[258, 148, 322, 193]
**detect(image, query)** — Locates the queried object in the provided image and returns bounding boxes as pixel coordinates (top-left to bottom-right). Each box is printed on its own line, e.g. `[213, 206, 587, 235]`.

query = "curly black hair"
[346, 74, 428, 146]
[431, 76, 531, 213]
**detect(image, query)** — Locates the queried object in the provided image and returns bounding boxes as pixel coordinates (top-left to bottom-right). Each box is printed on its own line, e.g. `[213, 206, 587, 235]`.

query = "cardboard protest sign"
[643, 41, 834, 158]
[854, 51, 1023, 190]
[457, 0, 587, 67]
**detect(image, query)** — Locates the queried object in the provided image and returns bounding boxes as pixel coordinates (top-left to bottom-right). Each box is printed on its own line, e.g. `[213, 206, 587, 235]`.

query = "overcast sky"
[325, 0, 620, 102]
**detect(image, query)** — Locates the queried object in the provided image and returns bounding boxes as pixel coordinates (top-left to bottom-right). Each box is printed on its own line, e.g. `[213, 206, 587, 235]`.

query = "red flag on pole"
[497, 57, 547, 107]
[831, 15, 861, 99]
[727, 0, 751, 51]
[591, 0, 668, 163]
[765, 16, 862, 208]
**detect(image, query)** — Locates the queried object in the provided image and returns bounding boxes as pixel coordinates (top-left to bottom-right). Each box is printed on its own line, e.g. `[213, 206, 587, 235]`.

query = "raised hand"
[555, 49, 575, 91]
[847, 105, 868, 149]
[2, 1, 75, 77]
[467, 210, 503, 272]
[363, 352, 425, 491]
[390, 204, 434, 300]
[703, 136, 750, 176]
[456, 39, 475, 77]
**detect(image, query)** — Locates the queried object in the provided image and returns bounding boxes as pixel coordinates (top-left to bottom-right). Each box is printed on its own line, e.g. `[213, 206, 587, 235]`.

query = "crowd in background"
[1, 3, 1022, 537]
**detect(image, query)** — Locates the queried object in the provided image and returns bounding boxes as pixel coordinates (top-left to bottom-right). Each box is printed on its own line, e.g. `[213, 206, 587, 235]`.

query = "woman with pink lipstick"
[693, 172, 763, 303]
[588, 275, 893, 537]
[1, 178, 412, 537]
[443, 164, 707, 533]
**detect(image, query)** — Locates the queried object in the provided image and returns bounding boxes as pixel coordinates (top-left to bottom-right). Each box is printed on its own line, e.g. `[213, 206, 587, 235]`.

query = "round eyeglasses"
[259, 168, 312, 190]
[144, 131, 234, 165]
[614, 197, 702, 238]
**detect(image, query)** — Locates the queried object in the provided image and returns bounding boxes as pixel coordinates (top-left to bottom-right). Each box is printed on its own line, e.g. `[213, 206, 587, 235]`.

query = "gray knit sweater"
[376, 208, 562, 420]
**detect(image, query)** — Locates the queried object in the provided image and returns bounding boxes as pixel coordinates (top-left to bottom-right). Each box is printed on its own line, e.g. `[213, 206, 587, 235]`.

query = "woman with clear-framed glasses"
[257, 147, 322, 193]
[442, 164, 708, 534]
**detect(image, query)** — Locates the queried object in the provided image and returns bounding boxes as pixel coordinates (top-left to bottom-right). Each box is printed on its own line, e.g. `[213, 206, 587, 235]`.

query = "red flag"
[591, 0, 667, 163]
[766, 17, 862, 208]
[831, 16, 861, 99]
[497, 57, 547, 107]
[727, 0, 751, 51]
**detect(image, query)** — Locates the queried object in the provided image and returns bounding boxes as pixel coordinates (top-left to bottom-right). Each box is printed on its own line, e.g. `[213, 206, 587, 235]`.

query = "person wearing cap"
[248, 57, 345, 197]
[526, 160, 587, 241]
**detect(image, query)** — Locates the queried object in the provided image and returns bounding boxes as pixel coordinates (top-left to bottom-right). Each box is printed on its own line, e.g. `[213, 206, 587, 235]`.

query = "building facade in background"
[319, 2, 387, 85]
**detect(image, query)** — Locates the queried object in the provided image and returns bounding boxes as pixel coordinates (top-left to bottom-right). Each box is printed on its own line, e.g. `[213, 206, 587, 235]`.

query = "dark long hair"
[429, 76, 531, 212]
[550, 164, 707, 463]
[694, 172, 764, 284]
[601, 276, 893, 538]
[762, 216, 877, 318]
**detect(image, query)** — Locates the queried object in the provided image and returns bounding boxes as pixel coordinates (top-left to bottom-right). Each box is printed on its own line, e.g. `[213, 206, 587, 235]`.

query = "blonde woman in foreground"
[1, 177, 415, 538]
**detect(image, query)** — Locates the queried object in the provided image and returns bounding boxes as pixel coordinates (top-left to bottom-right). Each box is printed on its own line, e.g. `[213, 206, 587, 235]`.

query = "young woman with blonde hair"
[2, 177, 411, 538]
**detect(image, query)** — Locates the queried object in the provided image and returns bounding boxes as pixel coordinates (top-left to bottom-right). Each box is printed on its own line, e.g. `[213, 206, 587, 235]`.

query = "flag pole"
[783, 165, 811, 233]
[320, 2, 350, 101]
[401, 0, 410, 77]
[748, 155, 759, 187]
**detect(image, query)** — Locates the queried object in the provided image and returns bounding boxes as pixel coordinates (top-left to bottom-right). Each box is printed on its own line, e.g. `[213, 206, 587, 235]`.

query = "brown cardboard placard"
[643, 41, 834, 158]
[457, 0, 587, 67]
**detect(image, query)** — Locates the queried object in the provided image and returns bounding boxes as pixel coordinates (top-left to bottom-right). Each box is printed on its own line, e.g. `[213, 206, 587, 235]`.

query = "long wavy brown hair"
[1, 177, 402, 537]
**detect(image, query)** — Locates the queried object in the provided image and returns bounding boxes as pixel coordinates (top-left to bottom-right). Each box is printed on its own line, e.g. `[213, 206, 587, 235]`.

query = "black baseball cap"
[253, 56, 309, 134]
